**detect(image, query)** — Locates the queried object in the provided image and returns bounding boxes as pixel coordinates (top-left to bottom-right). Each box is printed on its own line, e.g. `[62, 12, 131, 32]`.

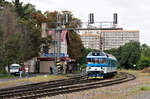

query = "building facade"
[80, 30, 100, 50]
[80, 29, 140, 51]
[37, 30, 70, 73]
[101, 30, 140, 50]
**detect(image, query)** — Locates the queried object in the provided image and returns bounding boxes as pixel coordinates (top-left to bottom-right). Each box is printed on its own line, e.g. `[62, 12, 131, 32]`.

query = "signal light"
[65, 14, 69, 25]
[89, 13, 94, 24]
[113, 13, 118, 24]
[57, 13, 61, 25]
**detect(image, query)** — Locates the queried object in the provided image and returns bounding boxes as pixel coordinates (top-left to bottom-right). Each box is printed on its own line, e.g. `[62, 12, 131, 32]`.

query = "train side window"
[108, 60, 111, 66]
[87, 58, 91, 64]
[101, 58, 106, 64]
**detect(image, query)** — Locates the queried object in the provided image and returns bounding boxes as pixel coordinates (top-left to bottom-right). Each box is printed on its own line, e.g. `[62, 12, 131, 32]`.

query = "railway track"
[0, 72, 136, 99]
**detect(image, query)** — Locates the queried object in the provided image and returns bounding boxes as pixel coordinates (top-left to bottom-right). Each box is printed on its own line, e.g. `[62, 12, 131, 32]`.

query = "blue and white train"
[86, 51, 117, 79]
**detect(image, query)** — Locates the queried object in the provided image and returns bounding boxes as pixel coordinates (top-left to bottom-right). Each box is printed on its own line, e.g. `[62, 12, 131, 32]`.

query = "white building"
[80, 30, 100, 50]
[80, 29, 140, 51]
[101, 30, 140, 50]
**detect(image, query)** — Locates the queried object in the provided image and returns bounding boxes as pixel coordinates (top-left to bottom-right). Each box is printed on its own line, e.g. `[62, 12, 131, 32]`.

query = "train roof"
[87, 51, 117, 60]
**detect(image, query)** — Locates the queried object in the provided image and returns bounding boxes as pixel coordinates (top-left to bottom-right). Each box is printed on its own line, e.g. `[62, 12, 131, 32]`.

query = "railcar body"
[86, 51, 117, 79]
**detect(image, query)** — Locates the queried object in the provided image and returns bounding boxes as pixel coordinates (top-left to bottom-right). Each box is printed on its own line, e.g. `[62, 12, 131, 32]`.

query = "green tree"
[4, 32, 24, 64]
[141, 44, 150, 58]
[44, 11, 58, 28]
[137, 56, 150, 69]
[19, 20, 42, 61]
[0, 5, 21, 71]
[77, 48, 92, 65]
[68, 31, 84, 61]
[119, 41, 141, 69]
[136, 44, 150, 70]
[12, 0, 23, 17]
[31, 11, 47, 27]
[104, 41, 141, 69]
[0, 3, 42, 72]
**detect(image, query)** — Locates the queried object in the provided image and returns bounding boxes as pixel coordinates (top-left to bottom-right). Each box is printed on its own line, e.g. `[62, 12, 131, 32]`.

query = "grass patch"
[118, 69, 150, 77]
[130, 85, 150, 95]
[0, 73, 15, 78]
[113, 72, 124, 79]
[139, 86, 150, 91]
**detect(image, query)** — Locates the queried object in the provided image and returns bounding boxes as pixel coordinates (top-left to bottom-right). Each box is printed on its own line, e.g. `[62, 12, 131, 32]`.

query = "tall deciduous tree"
[137, 44, 150, 69]
[120, 41, 141, 69]
[0, 5, 22, 71]
[0, 2, 42, 72]
[137, 56, 150, 70]
[31, 11, 47, 27]
[68, 31, 84, 60]
[19, 20, 42, 61]
[44, 11, 58, 28]
[141, 44, 150, 58]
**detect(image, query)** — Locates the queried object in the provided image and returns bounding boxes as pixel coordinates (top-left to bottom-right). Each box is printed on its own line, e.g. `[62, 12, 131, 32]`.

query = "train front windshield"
[87, 58, 92, 64]
[87, 58, 107, 64]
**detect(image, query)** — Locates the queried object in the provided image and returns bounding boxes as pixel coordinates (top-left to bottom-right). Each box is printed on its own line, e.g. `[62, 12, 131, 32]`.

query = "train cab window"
[95, 58, 99, 64]
[101, 58, 106, 64]
[92, 58, 96, 64]
[87, 58, 91, 64]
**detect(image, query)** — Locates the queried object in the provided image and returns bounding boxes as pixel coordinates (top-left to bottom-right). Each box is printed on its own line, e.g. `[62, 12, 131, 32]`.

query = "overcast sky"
[7, 0, 150, 46]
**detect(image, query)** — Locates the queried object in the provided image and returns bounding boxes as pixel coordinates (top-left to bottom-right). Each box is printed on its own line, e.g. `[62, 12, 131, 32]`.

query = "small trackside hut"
[37, 30, 70, 73]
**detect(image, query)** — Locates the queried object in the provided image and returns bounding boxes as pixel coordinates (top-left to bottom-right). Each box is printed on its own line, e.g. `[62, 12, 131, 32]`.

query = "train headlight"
[101, 67, 104, 70]
[87, 67, 91, 70]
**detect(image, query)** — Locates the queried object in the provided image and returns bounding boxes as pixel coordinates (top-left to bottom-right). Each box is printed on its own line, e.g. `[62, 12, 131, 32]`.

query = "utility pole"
[54, 13, 62, 75]
[57, 13, 62, 59]
[54, 30, 57, 75]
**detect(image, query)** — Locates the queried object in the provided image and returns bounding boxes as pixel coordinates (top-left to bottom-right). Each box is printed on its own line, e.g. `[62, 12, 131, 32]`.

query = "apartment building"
[80, 30, 101, 50]
[80, 29, 139, 51]
[101, 30, 140, 50]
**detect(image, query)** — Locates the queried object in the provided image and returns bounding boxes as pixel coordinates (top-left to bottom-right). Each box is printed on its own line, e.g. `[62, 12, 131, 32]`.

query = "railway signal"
[89, 13, 94, 24]
[113, 13, 118, 24]
[64, 14, 69, 25]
